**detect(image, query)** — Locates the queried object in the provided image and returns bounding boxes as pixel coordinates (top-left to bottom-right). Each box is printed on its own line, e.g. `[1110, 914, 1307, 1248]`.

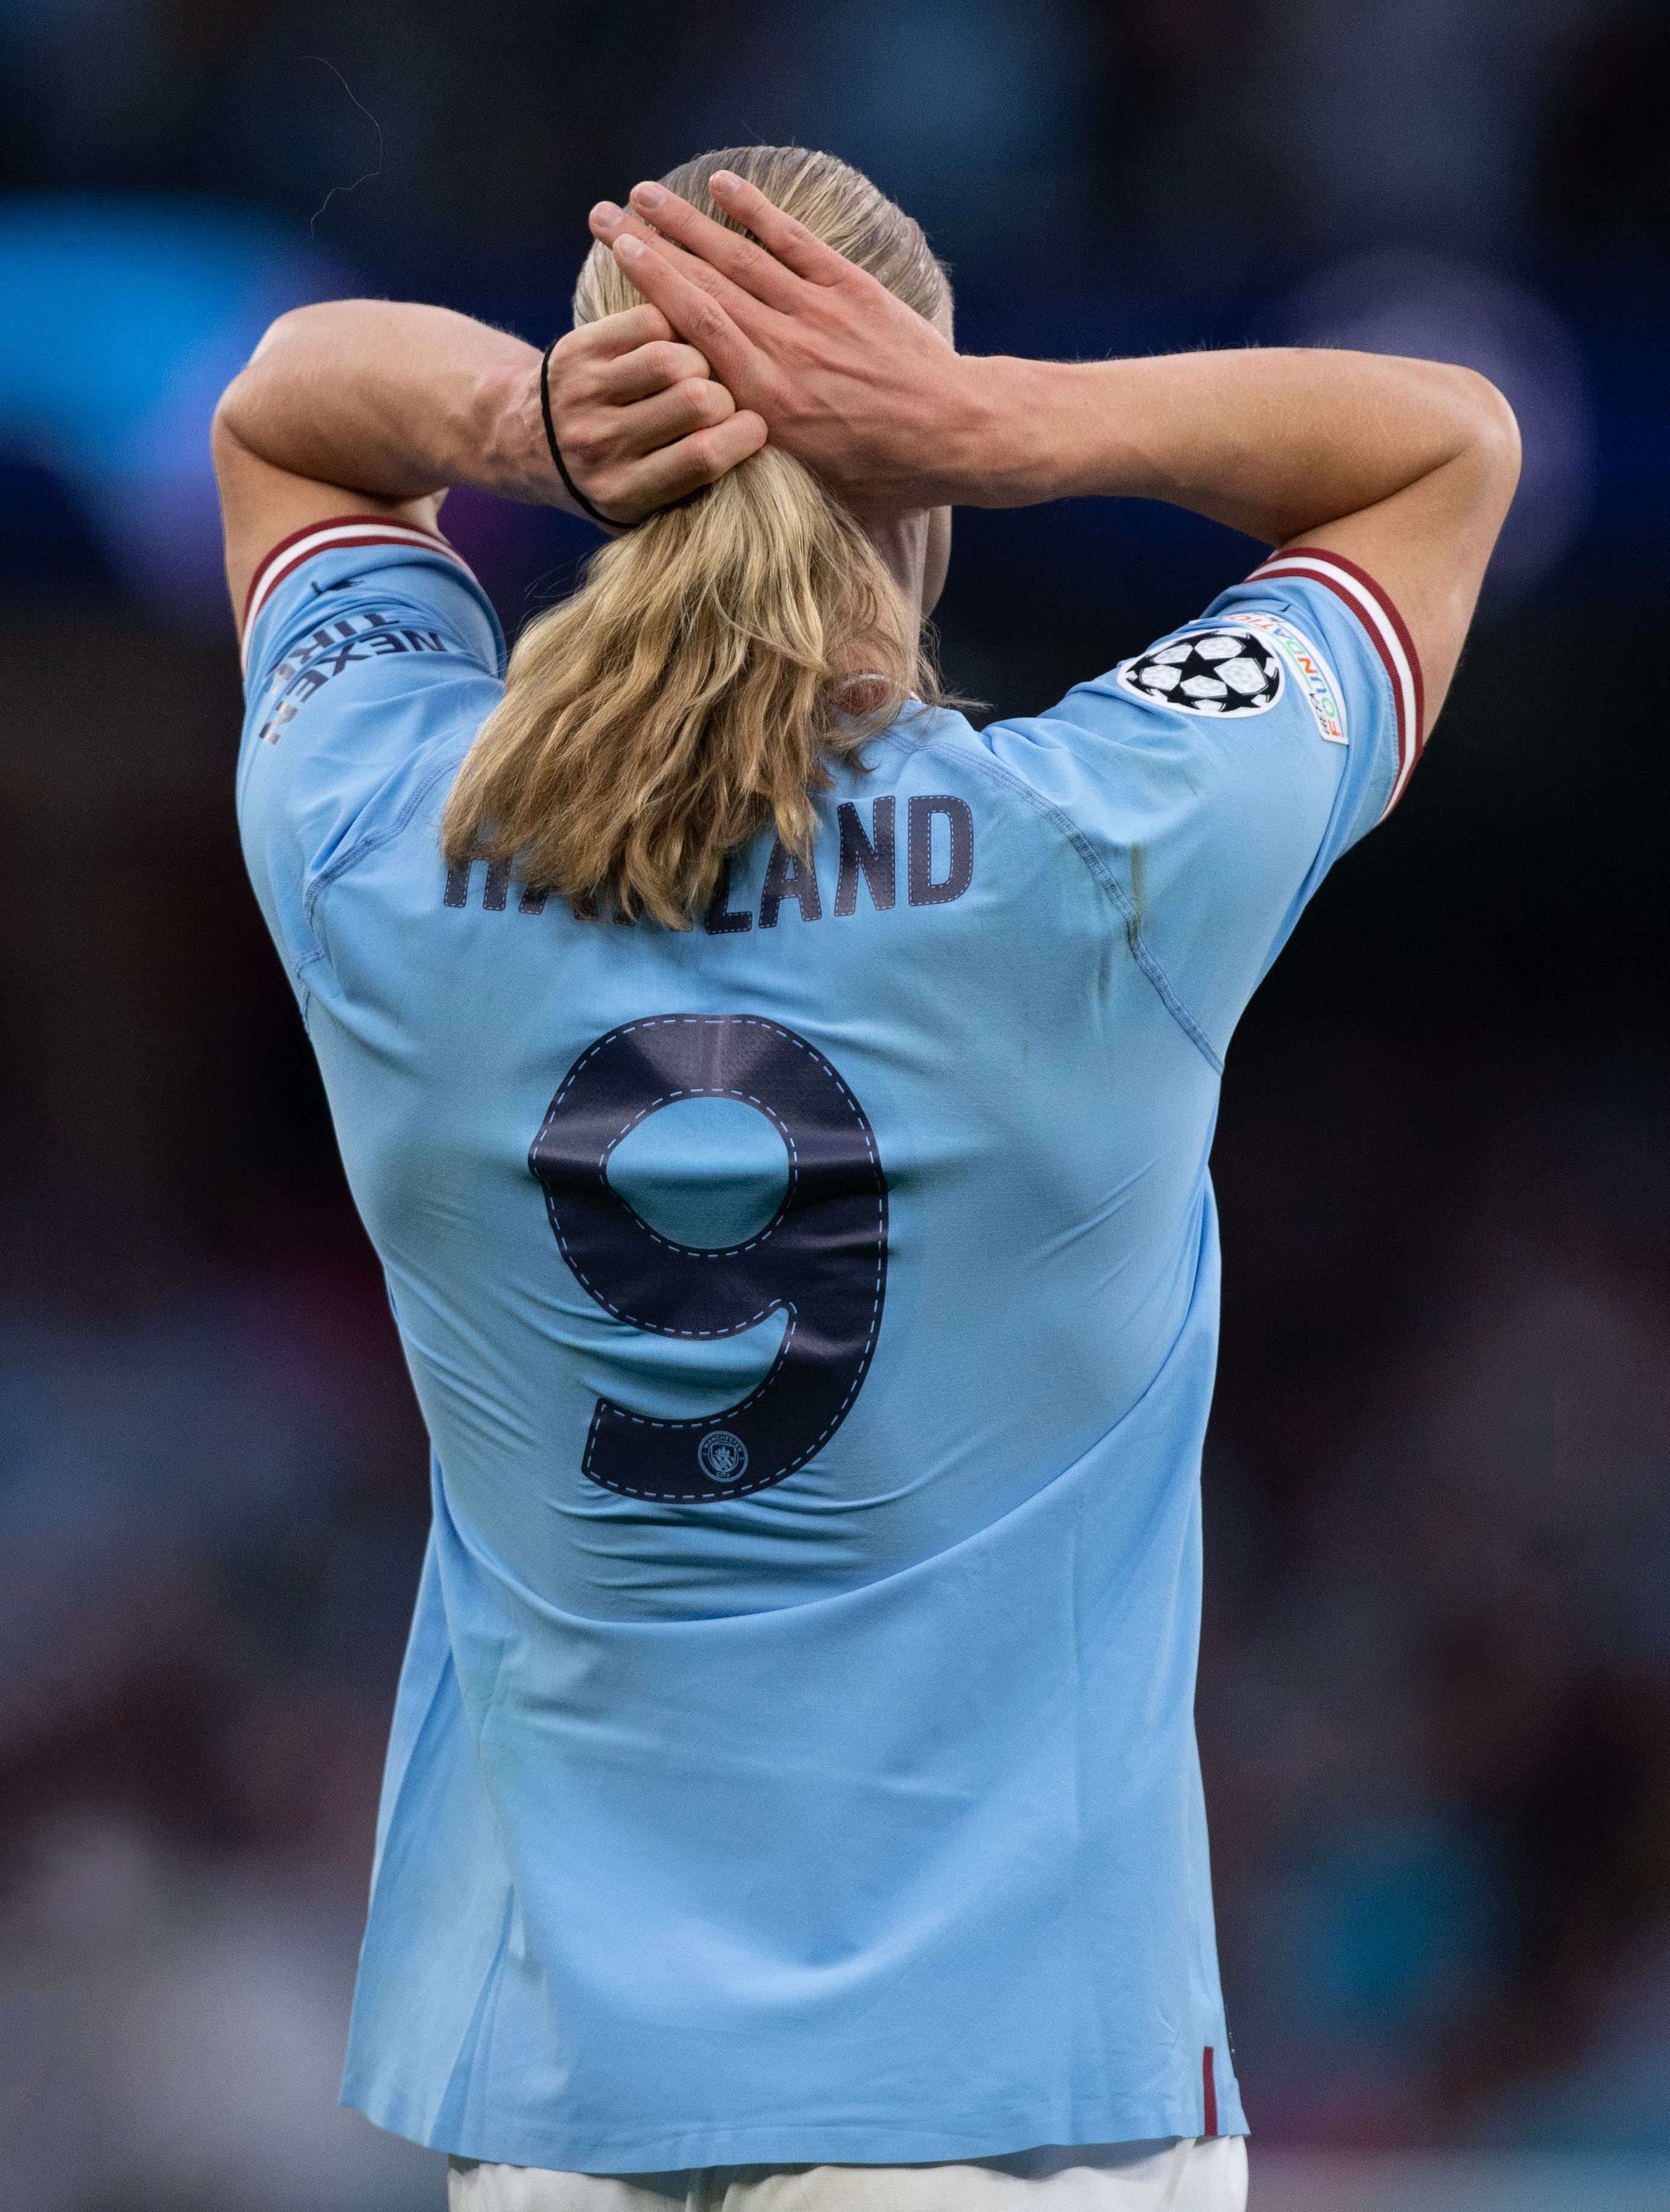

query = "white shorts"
[447, 2137, 1248, 2212]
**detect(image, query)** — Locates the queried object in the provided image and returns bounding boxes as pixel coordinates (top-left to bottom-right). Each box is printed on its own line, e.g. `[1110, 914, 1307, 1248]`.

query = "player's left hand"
[588, 179, 980, 518]
[539, 303, 768, 527]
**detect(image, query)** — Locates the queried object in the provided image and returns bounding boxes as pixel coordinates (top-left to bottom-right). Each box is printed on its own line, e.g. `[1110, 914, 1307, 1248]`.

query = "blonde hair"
[440, 145, 952, 929]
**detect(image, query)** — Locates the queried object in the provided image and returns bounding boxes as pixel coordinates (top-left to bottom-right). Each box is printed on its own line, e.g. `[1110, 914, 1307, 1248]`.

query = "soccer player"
[215, 147, 1517, 2212]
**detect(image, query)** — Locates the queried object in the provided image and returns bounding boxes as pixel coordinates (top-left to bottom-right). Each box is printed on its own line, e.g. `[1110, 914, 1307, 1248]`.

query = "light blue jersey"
[237, 513, 1423, 2172]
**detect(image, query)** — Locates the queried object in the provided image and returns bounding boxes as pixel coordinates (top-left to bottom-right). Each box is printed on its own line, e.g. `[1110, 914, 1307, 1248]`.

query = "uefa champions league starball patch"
[1118, 628, 1283, 717]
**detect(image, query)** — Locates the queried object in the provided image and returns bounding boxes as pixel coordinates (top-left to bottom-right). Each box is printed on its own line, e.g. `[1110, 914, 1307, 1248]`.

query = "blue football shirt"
[236, 512, 1423, 2171]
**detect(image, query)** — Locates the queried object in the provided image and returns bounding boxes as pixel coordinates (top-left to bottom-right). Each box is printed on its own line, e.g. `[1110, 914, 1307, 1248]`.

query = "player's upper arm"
[978, 522, 1444, 1064]
[1281, 368, 1520, 740]
[212, 402, 446, 650]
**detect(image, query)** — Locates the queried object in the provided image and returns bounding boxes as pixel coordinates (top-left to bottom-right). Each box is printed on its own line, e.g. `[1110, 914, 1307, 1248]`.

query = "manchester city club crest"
[697, 1430, 750, 1483]
[1118, 628, 1283, 716]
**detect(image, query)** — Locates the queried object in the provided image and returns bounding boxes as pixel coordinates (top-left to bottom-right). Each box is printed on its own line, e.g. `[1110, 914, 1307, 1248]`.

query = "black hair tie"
[540, 337, 639, 531]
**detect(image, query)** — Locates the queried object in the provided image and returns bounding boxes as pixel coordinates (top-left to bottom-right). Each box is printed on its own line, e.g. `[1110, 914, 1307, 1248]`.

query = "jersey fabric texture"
[235, 513, 1421, 2173]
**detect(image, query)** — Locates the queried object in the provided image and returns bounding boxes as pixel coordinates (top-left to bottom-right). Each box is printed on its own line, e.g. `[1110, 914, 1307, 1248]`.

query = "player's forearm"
[951, 348, 1512, 541]
[217, 301, 558, 507]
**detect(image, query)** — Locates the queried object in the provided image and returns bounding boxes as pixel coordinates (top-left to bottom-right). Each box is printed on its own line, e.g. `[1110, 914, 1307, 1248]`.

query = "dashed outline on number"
[531, 1014, 888, 1503]
[596, 1087, 797, 1282]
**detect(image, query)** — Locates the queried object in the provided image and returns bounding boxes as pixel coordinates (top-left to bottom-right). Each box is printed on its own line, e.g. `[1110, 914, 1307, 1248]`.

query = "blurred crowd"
[2, 2, 1669, 2203]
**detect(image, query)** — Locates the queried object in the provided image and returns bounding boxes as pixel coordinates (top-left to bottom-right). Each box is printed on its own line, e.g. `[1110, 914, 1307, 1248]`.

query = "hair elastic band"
[540, 337, 639, 531]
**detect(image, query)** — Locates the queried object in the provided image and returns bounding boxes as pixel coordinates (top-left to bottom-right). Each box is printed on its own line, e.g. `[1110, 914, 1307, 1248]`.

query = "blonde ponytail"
[440, 146, 952, 930]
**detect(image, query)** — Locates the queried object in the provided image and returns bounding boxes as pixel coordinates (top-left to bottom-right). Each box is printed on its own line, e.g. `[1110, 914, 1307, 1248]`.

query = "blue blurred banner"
[0, 196, 349, 621]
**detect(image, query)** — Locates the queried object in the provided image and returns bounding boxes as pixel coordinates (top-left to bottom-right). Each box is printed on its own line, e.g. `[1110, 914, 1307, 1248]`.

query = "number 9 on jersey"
[529, 1014, 889, 1503]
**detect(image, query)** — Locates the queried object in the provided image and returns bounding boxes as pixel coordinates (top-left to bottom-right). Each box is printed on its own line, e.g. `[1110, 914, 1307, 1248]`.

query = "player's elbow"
[212, 307, 320, 464]
[211, 378, 255, 474]
[247, 302, 327, 363]
[1451, 366, 1522, 508]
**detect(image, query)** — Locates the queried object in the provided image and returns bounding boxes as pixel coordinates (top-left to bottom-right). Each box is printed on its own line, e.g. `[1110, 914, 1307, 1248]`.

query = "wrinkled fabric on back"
[235, 519, 1409, 2170]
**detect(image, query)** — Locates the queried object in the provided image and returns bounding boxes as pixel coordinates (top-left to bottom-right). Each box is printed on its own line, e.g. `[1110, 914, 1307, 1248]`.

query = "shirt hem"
[342, 2083, 1251, 2172]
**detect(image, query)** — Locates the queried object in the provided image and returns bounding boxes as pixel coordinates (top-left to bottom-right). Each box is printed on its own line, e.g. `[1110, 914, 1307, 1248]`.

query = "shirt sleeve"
[975, 543, 1424, 1066]
[235, 516, 506, 999]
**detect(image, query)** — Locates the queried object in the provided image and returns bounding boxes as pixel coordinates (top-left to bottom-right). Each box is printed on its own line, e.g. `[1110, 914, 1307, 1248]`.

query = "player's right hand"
[539, 304, 767, 528]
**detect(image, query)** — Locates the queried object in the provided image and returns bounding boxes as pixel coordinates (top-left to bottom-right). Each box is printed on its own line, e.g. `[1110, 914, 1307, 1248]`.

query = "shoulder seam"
[913, 730, 1225, 1075]
[301, 748, 468, 927]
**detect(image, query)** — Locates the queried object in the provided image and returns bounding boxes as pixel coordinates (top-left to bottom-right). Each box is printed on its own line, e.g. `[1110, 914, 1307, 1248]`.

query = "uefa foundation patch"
[1235, 610, 1348, 744]
[1118, 628, 1283, 717]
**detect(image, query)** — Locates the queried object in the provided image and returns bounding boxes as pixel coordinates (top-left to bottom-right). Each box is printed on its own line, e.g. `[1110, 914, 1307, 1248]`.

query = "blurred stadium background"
[2, 4, 1669, 2207]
